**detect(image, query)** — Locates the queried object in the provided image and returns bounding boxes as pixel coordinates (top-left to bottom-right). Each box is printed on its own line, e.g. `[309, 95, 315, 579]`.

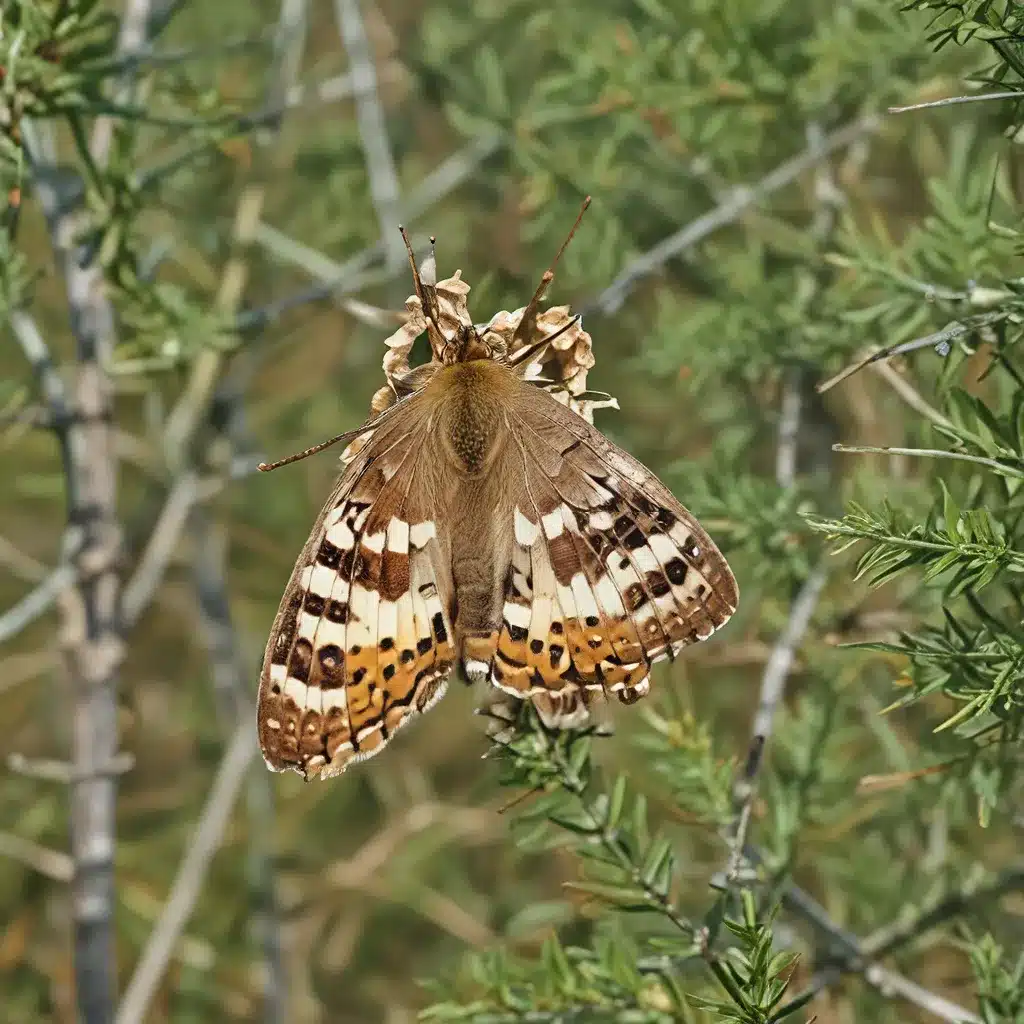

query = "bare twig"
[889, 90, 1023, 113]
[725, 564, 828, 882]
[8, 751, 135, 783]
[833, 444, 1024, 481]
[90, 0, 156, 168]
[333, 0, 405, 275]
[776, 867, 1024, 1021]
[0, 830, 74, 882]
[868, 357, 954, 430]
[782, 883, 981, 1023]
[817, 312, 1010, 394]
[120, 471, 201, 628]
[0, 566, 75, 646]
[584, 113, 879, 316]
[191, 501, 286, 1024]
[775, 371, 802, 490]
[162, 0, 308, 467]
[115, 722, 257, 1024]
[25, 115, 127, 1023]
[863, 965, 981, 1024]
[0, 533, 48, 583]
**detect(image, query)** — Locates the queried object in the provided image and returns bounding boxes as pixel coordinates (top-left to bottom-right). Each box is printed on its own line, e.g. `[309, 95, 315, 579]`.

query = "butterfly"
[257, 199, 738, 780]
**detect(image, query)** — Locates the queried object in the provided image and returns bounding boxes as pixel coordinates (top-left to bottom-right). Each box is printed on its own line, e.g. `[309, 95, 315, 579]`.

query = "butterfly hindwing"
[258, 398, 457, 780]
[487, 382, 738, 725]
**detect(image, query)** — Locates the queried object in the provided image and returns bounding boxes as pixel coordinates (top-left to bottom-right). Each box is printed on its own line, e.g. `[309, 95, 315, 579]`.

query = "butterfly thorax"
[429, 359, 513, 477]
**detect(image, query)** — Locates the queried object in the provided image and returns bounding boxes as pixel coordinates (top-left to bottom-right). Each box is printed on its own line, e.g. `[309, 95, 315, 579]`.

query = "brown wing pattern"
[488, 383, 738, 726]
[257, 397, 457, 780]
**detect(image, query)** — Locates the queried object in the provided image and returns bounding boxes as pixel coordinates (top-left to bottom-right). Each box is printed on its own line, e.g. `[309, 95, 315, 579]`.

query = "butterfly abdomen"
[431, 359, 512, 476]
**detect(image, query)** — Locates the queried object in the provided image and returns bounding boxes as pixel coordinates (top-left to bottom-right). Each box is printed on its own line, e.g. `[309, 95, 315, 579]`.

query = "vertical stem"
[62, 203, 124, 1024]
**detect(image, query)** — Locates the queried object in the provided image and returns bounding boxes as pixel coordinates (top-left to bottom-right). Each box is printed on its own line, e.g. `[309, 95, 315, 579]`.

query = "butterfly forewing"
[258, 394, 457, 780]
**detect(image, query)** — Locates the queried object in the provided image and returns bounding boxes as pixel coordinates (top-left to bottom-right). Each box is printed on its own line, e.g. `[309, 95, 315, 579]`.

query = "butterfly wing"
[490, 381, 738, 725]
[258, 394, 457, 779]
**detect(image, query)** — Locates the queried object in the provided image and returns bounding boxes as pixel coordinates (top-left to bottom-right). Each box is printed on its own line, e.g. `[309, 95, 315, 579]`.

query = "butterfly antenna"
[400, 225, 441, 331]
[512, 195, 592, 349]
[258, 394, 415, 472]
[257, 428, 366, 472]
[508, 314, 582, 368]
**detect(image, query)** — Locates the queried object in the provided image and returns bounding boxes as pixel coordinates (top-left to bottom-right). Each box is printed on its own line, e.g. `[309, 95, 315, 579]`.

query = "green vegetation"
[2, 0, 1023, 1021]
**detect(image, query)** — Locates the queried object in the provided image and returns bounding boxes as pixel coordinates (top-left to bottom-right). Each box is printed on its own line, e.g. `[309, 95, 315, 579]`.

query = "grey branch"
[334, 0, 406, 273]
[726, 563, 828, 882]
[889, 90, 1023, 113]
[0, 830, 74, 883]
[24, 111, 127, 1024]
[778, 869, 1024, 1021]
[782, 883, 982, 1023]
[0, 566, 75, 646]
[191, 509, 285, 1023]
[817, 311, 1010, 394]
[585, 113, 879, 316]
[775, 372, 802, 490]
[115, 722, 258, 1024]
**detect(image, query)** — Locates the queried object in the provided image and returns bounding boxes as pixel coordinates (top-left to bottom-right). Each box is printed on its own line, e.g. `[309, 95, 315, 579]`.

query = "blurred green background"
[3, 0, 1024, 1022]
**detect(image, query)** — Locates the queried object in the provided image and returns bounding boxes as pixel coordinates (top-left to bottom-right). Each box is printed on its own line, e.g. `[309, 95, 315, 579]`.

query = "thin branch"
[0, 830, 74, 883]
[725, 564, 828, 882]
[781, 883, 981, 1024]
[161, 0, 309, 468]
[775, 867, 1024, 1021]
[8, 751, 135, 783]
[115, 722, 257, 1024]
[26, 115, 126, 1024]
[245, 131, 499, 329]
[862, 965, 981, 1024]
[832, 444, 1024, 481]
[584, 113, 879, 316]
[9, 311, 74, 504]
[333, 0, 405, 275]
[120, 472, 201, 628]
[191, 500, 286, 1024]
[0, 566, 75, 646]
[889, 90, 1023, 113]
[817, 312, 1010, 394]
[868, 357, 955, 430]
[89, 0, 156, 168]
[775, 371, 802, 489]
[0, 534, 48, 584]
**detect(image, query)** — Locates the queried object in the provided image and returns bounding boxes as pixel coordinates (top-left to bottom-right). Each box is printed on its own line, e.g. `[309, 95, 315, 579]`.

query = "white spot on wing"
[570, 572, 600, 620]
[633, 547, 659, 573]
[317, 618, 346, 648]
[514, 507, 540, 546]
[310, 565, 337, 598]
[378, 599, 398, 648]
[410, 521, 437, 549]
[648, 533, 678, 563]
[542, 509, 565, 540]
[298, 612, 320, 641]
[363, 530, 386, 554]
[284, 677, 308, 704]
[595, 574, 626, 616]
[326, 520, 355, 551]
[386, 517, 410, 552]
[503, 602, 531, 628]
